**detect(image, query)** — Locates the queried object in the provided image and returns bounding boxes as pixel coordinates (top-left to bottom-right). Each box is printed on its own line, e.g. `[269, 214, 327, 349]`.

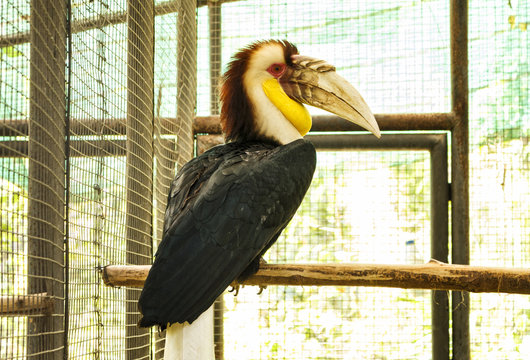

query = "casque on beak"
[280, 55, 381, 138]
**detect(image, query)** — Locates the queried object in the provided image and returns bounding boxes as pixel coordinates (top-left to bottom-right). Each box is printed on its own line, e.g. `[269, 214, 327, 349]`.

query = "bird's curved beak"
[280, 55, 381, 138]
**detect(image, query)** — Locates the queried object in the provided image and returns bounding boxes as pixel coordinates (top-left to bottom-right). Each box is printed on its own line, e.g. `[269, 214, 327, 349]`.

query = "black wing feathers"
[138, 139, 316, 328]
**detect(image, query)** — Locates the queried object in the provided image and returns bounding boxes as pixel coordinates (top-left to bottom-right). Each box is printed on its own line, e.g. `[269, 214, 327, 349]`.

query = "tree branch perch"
[0, 293, 54, 316]
[100, 260, 530, 295]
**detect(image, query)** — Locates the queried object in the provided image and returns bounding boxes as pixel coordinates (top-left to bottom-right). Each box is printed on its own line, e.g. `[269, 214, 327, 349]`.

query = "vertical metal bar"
[27, 0, 67, 359]
[430, 135, 449, 360]
[153, 92, 177, 360]
[63, 1, 73, 358]
[154, 0, 199, 357]
[450, 0, 470, 359]
[208, 1, 224, 359]
[209, 0, 222, 116]
[308, 133, 452, 359]
[126, 0, 154, 359]
[176, 0, 197, 168]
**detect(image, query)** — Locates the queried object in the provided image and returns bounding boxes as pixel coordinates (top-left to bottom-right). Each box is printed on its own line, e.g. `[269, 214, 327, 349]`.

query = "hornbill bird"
[138, 39, 380, 348]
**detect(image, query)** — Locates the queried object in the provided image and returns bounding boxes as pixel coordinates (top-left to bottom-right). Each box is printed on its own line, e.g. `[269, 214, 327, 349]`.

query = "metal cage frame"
[0, 0, 469, 359]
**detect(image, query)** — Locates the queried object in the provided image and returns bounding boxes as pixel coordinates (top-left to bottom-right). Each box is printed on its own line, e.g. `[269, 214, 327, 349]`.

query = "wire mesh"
[199, 1, 447, 359]
[468, 1, 530, 358]
[222, 150, 433, 359]
[1, 0, 68, 357]
[197, 0, 451, 117]
[1, 0, 528, 359]
[67, 2, 129, 358]
[153, 3, 179, 357]
[1, 2, 31, 358]
[1, 0, 184, 358]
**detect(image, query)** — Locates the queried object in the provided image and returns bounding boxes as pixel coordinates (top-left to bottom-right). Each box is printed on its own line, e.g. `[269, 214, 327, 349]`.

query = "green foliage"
[1, 45, 24, 59]
[0, 176, 28, 294]
[0, 175, 28, 357]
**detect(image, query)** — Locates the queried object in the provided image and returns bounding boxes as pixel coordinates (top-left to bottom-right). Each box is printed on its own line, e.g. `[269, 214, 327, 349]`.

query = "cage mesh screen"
[68, 1, 130, 358]
[223, 151, 432, 359]
[0, 0, 185, 358]
[199, 1, 447, 359]
[1, 0, 68, 358]
[1, 1, 31, 357]
[197, 0, 451, 116]
[153, 4, 179, 357]
[1, 0, 529, 359]
[468, 1, 530, 359]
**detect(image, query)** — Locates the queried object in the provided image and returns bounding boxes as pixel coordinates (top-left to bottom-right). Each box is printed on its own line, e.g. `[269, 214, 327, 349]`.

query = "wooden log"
[101, 260, 530, 295]
[101, 265, 151, 288]
[0, 293, 54, 316]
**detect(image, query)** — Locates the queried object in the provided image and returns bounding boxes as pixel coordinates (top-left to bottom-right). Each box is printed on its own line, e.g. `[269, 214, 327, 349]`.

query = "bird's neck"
[244, 79, 305, 145]
[261, 79, 312, 137]
[254, 92, 304, 145]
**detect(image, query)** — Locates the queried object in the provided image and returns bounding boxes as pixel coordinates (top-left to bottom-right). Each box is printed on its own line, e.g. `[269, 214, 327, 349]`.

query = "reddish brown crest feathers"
[220, 40, 299, 143]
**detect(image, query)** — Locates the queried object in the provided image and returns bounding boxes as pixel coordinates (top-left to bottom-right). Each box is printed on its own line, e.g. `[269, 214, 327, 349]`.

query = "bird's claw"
[228, 284, 240, 296]
[257, 285, 267, 295]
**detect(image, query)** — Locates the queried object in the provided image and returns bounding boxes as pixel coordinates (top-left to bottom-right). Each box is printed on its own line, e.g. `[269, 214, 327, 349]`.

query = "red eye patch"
[267, 63, 286, 78]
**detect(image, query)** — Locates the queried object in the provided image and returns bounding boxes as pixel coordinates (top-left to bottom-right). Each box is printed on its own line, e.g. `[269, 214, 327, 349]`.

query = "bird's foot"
[237, 257, 266, 282]
[228, 283, 240, 296]
[257, 285, 267, 295]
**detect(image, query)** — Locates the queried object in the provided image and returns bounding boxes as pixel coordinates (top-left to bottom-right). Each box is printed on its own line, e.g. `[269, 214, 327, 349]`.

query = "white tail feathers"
[164, 306, 215, 360]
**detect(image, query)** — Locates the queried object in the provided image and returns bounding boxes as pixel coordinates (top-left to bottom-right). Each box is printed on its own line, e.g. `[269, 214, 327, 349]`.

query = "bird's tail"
[163, 306, 215, 360]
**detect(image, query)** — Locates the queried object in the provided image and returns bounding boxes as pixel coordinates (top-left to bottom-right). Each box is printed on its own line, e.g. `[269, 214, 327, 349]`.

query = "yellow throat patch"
[262, 78, 312, 136]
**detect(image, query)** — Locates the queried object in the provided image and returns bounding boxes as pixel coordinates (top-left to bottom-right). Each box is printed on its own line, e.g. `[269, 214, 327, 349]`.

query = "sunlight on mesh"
[468, 1, 530, 358]
[1, 0, 529, 358]
[223, 151, 432, 359]
[197, 0, 451, 116]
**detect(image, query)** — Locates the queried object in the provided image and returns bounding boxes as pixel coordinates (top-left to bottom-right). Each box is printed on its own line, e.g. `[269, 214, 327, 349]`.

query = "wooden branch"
[0, 293, 54, 316]
[101, 261, 530, 295]
[101, 265, 152, 288]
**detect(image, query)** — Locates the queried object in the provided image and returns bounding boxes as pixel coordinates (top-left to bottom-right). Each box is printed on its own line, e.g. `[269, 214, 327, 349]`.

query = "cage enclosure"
[0, 0, 529, 359]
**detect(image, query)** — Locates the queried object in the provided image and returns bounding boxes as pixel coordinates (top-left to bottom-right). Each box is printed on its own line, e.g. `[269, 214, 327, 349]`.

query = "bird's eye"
[267, 63, 286, 78]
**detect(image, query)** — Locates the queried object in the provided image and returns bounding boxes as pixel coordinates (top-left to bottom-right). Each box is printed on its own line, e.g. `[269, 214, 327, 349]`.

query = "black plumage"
[137, 39, 379, 332]
[138, 138, 316, 328]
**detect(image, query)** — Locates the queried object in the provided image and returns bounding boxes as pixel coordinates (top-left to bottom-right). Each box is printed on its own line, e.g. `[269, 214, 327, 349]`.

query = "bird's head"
[220, 39, 380, 144]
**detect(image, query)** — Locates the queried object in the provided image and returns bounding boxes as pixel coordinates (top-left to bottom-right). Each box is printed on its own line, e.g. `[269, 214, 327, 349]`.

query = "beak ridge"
[281, 56, 380, 138]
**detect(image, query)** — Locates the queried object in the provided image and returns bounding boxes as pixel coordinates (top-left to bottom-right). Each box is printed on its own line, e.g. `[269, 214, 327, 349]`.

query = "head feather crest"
[220, 40, 299, 142]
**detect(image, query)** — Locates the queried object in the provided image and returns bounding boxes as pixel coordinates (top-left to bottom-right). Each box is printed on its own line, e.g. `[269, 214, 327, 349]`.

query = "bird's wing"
[138, 139, 316, 327]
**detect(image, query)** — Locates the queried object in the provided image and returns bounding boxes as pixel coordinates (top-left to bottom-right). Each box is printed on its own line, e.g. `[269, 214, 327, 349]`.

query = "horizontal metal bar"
[0, 113, 455, 138]
[196, 133, 447, 156]
[0, 138, 176, 158]
[312, 113, 454, 131]
[196, 134, 224, 155]
[101, 262, 530, 294]
[0, 0, 248, 49]
[1, 139, 124, 157]
[1, 118, 176, 137]
[0, 1, 179, 48]
[0, 293, 54, 316]
[194, 113, 455, 134]
[307, 133, 447, 151]
[2, 133, 446, 159]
